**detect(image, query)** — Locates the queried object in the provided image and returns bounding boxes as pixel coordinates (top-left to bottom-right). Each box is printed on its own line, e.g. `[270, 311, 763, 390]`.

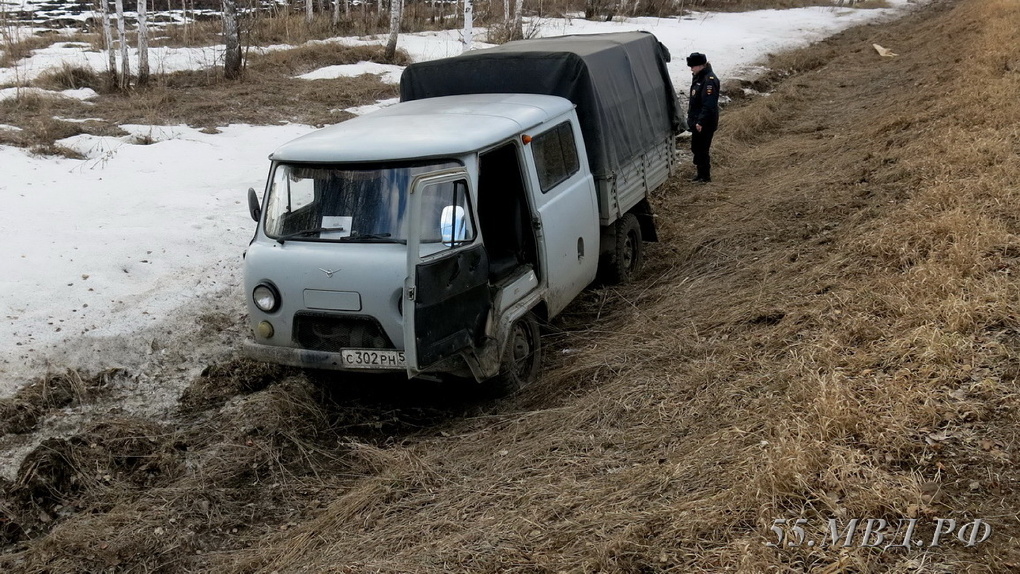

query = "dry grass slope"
[225, 0, 1015, 571]
[2, 0, 1019, 572]
[230, 0, 1014, 571]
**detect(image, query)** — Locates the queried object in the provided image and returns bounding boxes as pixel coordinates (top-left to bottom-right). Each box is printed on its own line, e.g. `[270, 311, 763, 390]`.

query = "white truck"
[242, 31, 681, 388]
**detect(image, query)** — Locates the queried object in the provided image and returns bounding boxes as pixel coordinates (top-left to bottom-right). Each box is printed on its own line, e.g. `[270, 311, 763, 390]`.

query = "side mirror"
[440, 205, 468, 245]
[247, 187, 261, 222]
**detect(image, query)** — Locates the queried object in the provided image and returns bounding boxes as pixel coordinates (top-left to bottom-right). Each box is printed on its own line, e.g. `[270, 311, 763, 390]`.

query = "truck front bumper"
[241, 341, 406, 374]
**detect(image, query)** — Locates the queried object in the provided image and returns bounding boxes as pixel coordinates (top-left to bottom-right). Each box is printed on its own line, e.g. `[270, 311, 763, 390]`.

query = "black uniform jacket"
[687, 64, 720, 131]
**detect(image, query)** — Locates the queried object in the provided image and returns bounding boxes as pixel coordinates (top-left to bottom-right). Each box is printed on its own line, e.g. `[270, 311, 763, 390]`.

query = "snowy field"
[0, 2, 927, 395]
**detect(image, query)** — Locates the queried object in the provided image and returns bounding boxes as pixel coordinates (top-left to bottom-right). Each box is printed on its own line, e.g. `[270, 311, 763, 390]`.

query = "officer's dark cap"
[686, 52, 707, 67]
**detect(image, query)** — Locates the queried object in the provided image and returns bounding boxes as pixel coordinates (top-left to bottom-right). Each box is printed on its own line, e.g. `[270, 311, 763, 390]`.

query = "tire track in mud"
[0, 345, 521, 568]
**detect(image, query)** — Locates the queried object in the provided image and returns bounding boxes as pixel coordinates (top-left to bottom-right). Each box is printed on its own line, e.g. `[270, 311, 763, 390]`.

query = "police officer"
[686, 52, 720, 183]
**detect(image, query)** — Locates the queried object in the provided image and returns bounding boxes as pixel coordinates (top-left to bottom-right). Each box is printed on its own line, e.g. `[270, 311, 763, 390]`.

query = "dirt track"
[4, 0, 1020, 571]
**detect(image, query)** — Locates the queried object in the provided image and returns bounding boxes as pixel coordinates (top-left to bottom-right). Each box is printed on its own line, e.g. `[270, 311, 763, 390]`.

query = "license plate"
[341, 349, 405, 369]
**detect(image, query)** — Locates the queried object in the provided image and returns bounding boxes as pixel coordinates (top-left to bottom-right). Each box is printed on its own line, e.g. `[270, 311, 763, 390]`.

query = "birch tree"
[512, 0, 523, 40]
[384, 0, 402, 62]
[462, 0, 473, 52]
[222, 0, 242, 79]
[502, 0, 509, 39]
[180, 0, 190, 44]
[306, 0, 314, 24]
[114, 0, 129, 89]
[99, 0, 117, 84]
[137, 0, 149, 85]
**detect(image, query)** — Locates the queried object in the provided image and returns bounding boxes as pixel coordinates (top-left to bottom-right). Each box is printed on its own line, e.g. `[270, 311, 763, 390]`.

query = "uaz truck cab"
[243, 32, 681, 388]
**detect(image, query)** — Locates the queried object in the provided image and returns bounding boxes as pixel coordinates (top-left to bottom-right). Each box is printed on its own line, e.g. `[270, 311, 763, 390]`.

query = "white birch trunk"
[100, 0, 116, 79]
[512, 0, 524, 40]
[181, 0, 188, 43]
[222, 0, 242, 79]
[137, 0, 149, 85]
[384, 0, 401, 62]
[114, 0, 129, 89]
[306, 0, 314, 24]
[462, 0, 473, 52]
[332, 0, 340, 25]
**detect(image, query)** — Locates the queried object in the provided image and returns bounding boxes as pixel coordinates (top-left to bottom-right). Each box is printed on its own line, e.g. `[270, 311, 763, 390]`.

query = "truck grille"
[292, 313, 394, 352]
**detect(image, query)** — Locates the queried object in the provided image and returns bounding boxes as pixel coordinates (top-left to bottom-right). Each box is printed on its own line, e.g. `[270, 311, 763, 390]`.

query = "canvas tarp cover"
[399, 31, 681, 179]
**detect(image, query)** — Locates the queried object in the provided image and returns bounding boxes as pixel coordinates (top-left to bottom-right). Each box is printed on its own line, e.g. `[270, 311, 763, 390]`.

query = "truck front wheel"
[492, 312, 542, 393]
[603, 213, 643, 284]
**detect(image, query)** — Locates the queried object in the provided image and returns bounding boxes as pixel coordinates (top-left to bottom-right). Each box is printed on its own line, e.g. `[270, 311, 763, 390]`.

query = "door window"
[418, 179, 476, 254]
[532, 121, 580, 193]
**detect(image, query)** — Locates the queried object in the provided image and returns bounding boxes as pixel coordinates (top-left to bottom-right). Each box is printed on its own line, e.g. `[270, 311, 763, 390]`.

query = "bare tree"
[511, 0, 523, 40]
[137, 0, 149, 85]
[181, 0, 189, 44]
[99, 0, 117, 84]
[223, 0, 242, 79]
[462, 0, 473, 52]
[114, 0, 129, 89]
[306, 0, 314, 24]
[384, 0, 402, 62]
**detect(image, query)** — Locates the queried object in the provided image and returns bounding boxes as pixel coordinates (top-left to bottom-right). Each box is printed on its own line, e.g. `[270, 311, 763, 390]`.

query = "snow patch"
[297, 61, 404, 84]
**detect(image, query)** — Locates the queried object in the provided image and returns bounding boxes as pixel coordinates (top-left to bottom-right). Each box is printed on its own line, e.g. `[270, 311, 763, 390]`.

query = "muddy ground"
[3, 0, 1020, 571]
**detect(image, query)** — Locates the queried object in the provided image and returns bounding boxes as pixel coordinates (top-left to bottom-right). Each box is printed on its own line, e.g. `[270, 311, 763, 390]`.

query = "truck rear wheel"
[492, 312, 542, 393]
[603, 213, 643, 284]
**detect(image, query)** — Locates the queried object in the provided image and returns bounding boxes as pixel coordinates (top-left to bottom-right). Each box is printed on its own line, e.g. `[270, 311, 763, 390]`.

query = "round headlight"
[253, 284, 279, 312]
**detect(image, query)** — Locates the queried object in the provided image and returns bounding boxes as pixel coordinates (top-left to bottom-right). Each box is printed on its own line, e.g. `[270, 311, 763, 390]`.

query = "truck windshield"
[262, 160, 467, 243]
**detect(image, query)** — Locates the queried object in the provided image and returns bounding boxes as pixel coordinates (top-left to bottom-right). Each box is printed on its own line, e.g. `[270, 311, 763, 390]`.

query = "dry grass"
[0, 29, 95, 67]
[684, 0, 890, 10]
[0, 43, 400, 153]
[0, 34, 54, 68]
[32, 61, 104, 91]
[582, 0, 888, 19]
[0, 369, 123, 435]
[0, 91, 125, 156]
[4, 0, 1020, 571]
[148, 20, 230, 48]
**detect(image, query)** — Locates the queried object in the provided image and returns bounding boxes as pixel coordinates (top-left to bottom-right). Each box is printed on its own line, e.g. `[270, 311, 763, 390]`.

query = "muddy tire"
[602, 213, 643, 285]
[491, 312, 542, 394]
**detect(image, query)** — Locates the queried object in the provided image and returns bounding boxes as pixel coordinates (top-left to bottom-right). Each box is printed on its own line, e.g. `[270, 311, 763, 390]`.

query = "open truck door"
[403, 170, 491, 378]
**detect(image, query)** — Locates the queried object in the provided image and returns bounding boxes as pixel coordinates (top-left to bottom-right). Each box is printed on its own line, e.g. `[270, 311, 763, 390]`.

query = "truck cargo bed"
[400, 31, 682, 226]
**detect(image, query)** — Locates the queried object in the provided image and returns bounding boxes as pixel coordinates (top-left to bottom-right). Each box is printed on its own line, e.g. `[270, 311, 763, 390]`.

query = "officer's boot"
[694, 163, 711, 184]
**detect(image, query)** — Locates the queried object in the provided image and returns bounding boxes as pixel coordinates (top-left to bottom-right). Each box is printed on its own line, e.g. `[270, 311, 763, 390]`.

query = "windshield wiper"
[338, 233, 406, 244]
[275, 230, 405, 244]
[276, 227, 349, 243]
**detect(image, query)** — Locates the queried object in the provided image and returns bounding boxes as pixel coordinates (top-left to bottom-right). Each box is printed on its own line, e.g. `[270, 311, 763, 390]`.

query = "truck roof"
[269, 94, 575, 163]
[400, 31, 681, 179]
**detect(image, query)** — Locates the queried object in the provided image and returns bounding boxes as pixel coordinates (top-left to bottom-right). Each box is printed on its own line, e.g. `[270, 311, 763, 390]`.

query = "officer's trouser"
[691, 128, 716, 181]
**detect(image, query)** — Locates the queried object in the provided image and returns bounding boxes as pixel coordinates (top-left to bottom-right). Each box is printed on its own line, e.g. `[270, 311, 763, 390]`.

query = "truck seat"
[488, 254, 519, 282]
